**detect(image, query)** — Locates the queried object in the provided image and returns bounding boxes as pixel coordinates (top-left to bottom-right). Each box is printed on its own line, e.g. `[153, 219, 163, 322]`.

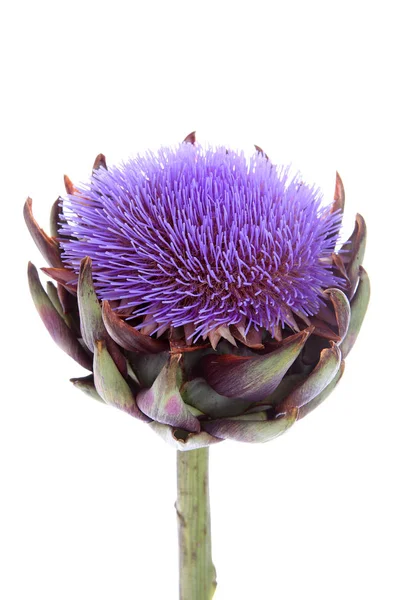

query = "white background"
[1, 1, 399, 599]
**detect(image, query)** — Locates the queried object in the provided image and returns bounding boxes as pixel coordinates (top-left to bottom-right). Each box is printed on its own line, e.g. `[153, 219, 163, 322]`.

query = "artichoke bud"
[25, 137, 369, 449]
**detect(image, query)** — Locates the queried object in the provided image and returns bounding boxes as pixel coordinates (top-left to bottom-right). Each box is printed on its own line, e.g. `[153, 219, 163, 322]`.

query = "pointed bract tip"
[78, 256, 94, 286]
[27, 260, 36, 276]
[183, 131, 196, 144]
[344, 213, 367, 300]
[332, 171, 345, 213]
[49, 197, 62, 238]
[24, 200, 63, 268]
[290, 326, 314, 343]
[23, 197, 32, 223]
[80, 255, 93, 272]
[63, 174, 75, 195]
[93, 154, 107, 171]
[254, 145, 269, 160]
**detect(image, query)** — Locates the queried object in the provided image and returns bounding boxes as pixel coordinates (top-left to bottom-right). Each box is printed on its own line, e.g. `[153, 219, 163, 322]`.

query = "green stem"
[176, 447, 217, 600]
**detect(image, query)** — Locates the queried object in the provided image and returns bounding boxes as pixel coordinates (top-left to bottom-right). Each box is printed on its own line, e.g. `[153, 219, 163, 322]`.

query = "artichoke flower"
[24, 133, 369, 450]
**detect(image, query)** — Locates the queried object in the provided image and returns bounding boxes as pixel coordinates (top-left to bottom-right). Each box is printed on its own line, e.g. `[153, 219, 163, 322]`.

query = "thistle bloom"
[24, 133, 369, 448]
[59, 143, 342, 341]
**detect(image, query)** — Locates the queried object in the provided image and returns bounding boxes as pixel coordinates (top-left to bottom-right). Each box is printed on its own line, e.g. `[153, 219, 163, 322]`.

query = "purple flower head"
[59, 142, 342, 341]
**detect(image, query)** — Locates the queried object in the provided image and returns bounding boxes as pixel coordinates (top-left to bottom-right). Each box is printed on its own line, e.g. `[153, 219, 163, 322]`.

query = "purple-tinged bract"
[59, 143, 342, 339]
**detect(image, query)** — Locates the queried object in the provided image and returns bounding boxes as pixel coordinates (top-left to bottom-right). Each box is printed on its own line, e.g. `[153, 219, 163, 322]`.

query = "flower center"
[60, 144, 342, 339]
